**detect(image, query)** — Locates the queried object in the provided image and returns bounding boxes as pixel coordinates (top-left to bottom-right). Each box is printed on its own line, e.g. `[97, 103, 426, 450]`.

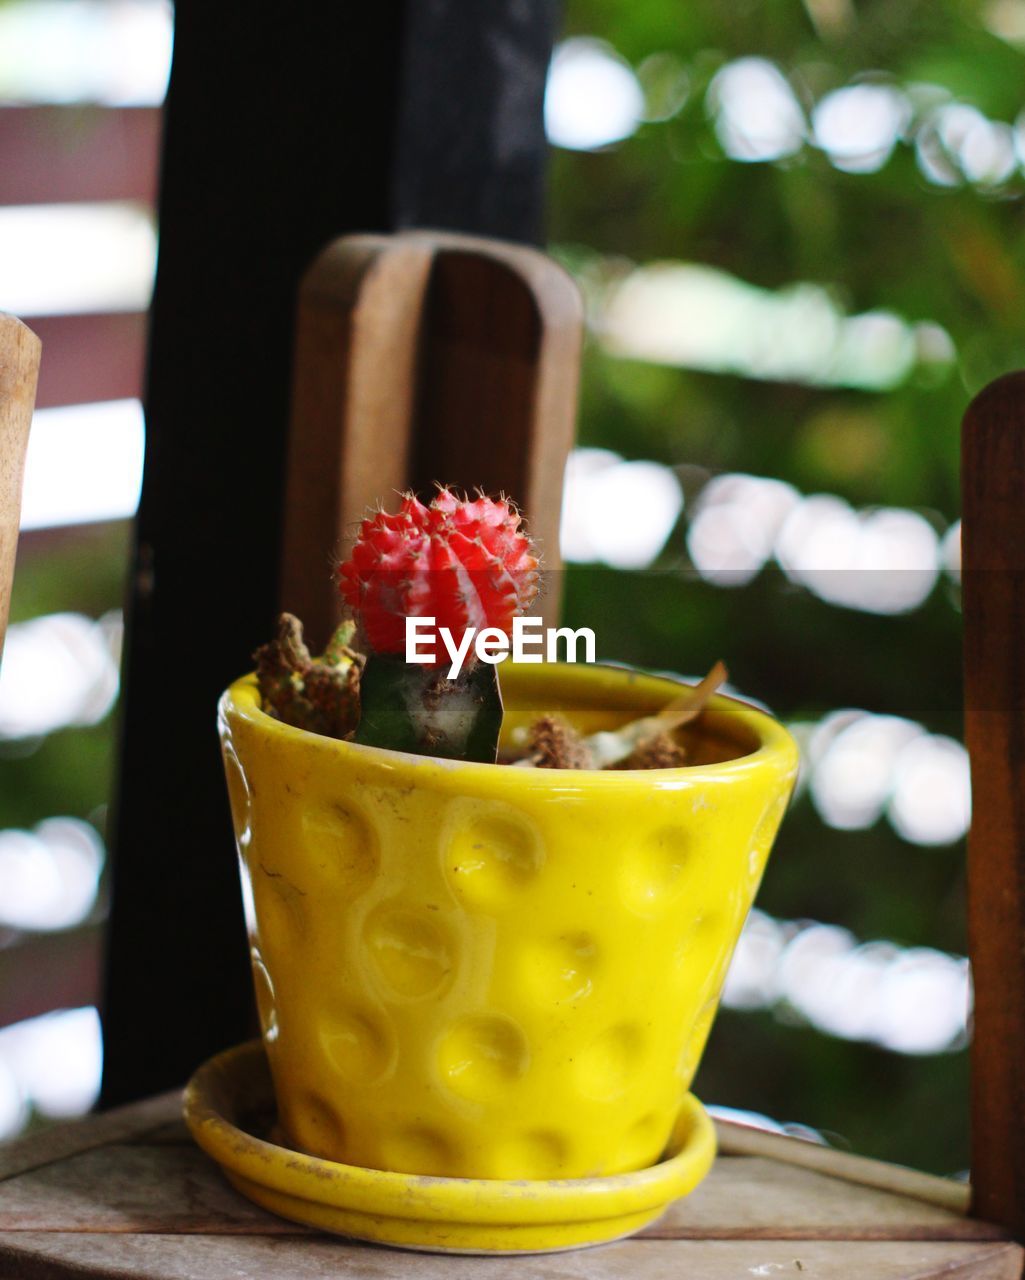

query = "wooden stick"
[585, 661, 728, 768]
[650, 660, 729, 730]
[0, 313, 41, 658]
[715, 1120, 972, 1215]
[962, 371, 1025, 1239]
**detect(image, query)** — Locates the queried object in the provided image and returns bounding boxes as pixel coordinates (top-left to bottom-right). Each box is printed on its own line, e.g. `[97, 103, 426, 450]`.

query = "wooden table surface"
[0, 1091, 1020, 1279]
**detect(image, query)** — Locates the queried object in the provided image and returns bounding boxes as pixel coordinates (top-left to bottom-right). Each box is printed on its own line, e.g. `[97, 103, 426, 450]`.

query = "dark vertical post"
[100, 5, 404, 1105]
[393, 0, 559, 243]
[962, 371, 1025, 1238]
[102, 2, 560, 1104]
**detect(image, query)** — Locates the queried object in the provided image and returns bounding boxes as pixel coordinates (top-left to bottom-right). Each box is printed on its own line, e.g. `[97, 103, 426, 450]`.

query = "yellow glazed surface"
[183, 1039, 717, 1253]
[218, 661, 798, 1182]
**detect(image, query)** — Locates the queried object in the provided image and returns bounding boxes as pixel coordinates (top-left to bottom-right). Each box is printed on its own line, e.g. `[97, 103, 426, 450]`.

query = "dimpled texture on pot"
[218, 661, 798, 1181]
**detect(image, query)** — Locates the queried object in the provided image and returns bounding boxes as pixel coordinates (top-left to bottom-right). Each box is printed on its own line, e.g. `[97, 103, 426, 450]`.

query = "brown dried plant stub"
[613, 731, 687, 770]
[516, 661, 726, 770]
[526, 715, 595, 769]
[254, 613, 363, 740]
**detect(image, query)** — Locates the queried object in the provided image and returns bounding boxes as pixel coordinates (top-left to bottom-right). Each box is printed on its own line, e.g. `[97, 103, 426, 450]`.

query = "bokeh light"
[545, 37, 644, 151]
[775, 498, 940, 615]
[0, 202, 155, 317]
[0, 0, 171, 105]
[942, 519, 962, 584]
[560, 447, 683, 567]
[0, 1008, 103, 1120]
[802, 710, 971, 845]
[0, 818, 104, 932]
[707, 57, 805, 163]
[0, 612, 122, 740]
[685, 471, 950, 616]
[812, 82, 909, 173]
[888, 735, 972, 847]
[20, 401, 145, 531]
[809, 713, 925, 831]
[600, 261, 935, 391]
[724, 911, 970, 1056]
[687, 473, 800, 586]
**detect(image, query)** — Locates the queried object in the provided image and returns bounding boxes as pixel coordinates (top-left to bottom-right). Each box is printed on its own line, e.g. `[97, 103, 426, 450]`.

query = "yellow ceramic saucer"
[183, 1040, 717, 1255]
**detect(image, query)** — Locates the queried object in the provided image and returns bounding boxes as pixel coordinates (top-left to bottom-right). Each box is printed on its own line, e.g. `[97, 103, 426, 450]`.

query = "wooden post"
[962, 370, 1025, 1238]
[0, 313, 41, 657]
[279, 230, 582, 647]
[102, 1, 560, 1106]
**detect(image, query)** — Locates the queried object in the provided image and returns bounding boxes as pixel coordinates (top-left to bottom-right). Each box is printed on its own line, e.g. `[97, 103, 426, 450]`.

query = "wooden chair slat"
[0, 925, 102, 1035]
[962, 371, 1025, 1239]
[280, 234, 432, 647]
[403, 230, 582, 621]
[28, 312, 145, 410]
[0, 105, 159, 205]
[0, 312, 41, 655]
[278, 230, 581, 648]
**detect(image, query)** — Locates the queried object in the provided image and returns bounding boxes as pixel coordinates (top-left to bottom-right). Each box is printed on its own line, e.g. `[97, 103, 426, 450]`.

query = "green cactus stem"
[354, 654, 504, 763]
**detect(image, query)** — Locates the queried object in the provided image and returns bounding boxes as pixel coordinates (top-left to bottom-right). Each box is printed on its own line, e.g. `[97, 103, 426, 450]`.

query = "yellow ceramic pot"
[218, 661, 798, 1182]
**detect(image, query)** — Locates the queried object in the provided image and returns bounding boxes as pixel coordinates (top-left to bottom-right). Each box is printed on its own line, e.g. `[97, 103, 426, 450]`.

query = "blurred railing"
[0, 0, 169, 1139]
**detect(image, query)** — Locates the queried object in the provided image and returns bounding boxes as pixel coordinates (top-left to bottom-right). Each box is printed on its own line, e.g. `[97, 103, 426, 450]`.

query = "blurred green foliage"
[8, 524, 129, 628]
[548, 0, 1014, 1173]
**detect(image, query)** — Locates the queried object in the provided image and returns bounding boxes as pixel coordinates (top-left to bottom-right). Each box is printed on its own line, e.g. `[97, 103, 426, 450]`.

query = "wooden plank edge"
[0, 1233, 1020, 1280]
[0, 1223, 307, 1238]
[641, 1222, 1007, 1243]
[715, 1121, 972, 1216]
[0, 1091, 182, 1183]
[0, 1221, 1004, 1244]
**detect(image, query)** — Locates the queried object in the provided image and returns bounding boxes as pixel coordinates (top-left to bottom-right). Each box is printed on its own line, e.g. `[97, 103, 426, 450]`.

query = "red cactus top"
[338, 490, 539, 660]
